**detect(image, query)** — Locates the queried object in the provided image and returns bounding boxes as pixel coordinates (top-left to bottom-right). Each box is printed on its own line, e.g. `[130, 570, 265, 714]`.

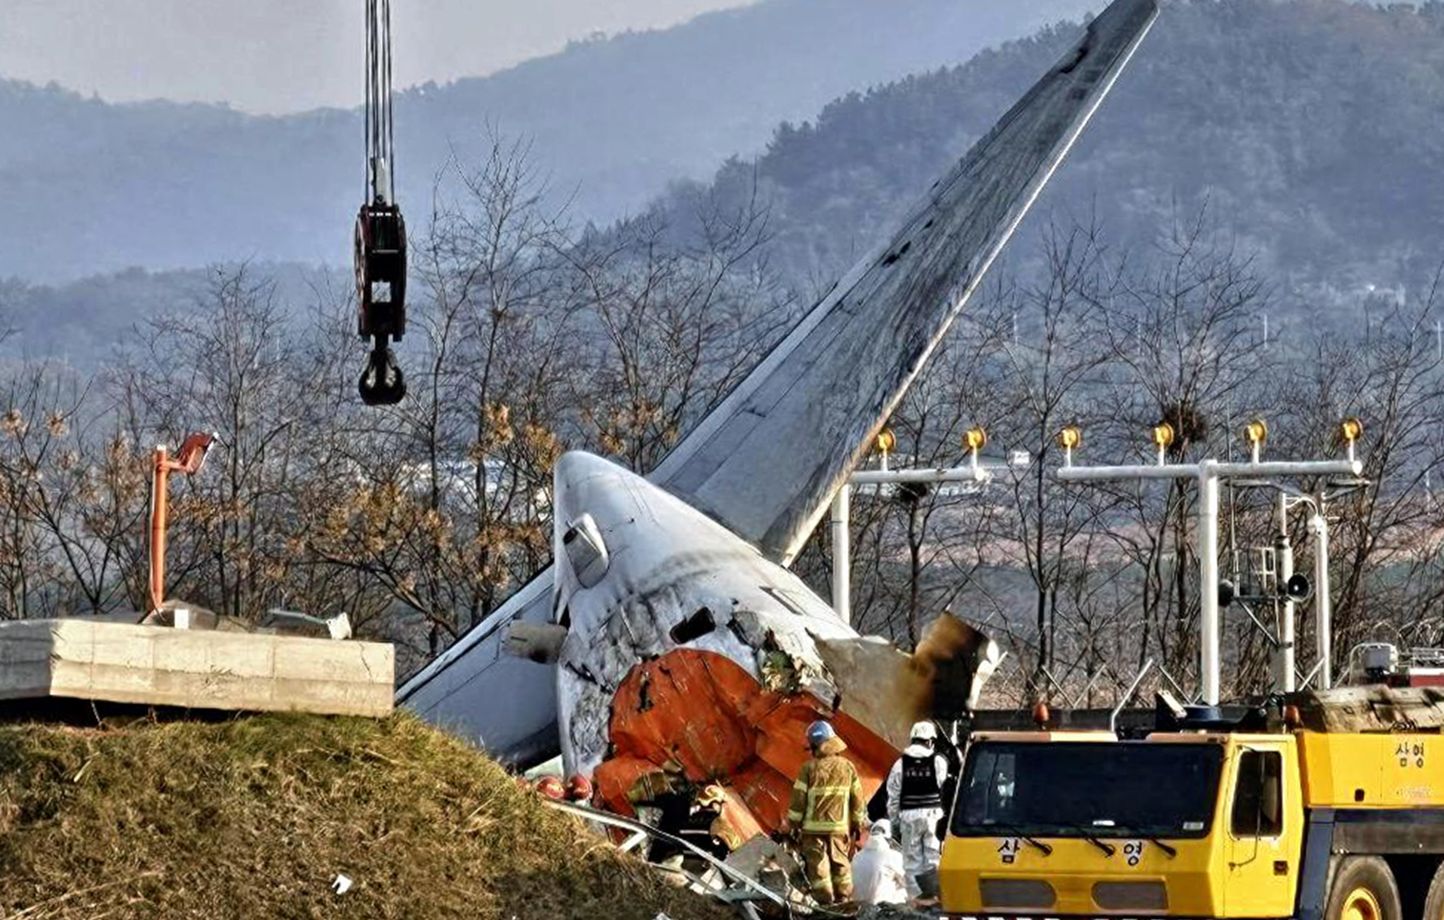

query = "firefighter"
[885, 720, 950, 902]
[564, 774, 594, 804]
[680, 783, 744, 861]
[782, 720, 867, 905]
[626, 757, 694, 867]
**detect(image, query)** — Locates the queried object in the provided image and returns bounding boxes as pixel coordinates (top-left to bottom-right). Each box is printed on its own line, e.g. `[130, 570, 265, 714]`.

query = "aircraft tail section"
[652, 0, 1159, 565]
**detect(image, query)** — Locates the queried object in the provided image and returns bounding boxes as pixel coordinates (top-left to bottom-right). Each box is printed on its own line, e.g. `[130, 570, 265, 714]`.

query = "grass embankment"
[0, 712, 729, 920]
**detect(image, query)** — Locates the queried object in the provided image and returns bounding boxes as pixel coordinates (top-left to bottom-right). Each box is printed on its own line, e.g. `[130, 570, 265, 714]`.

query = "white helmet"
[909, 720, 938, 742]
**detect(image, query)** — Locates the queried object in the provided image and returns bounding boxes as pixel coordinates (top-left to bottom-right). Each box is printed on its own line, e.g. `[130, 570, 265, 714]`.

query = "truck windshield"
[951, 741, 1223, 839]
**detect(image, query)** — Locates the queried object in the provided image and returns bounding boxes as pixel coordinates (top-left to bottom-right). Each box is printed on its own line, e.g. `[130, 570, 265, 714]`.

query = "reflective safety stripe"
[787, 770, 812, 824]
[803, 787, 855, 832]
[793, 754, 866, 834]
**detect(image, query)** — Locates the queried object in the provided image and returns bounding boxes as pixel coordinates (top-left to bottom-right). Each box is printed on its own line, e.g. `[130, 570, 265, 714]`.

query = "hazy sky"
[1, 0, 758, 113]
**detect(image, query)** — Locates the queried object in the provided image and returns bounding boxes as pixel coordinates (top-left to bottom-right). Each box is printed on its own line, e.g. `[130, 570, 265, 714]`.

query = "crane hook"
[359, 337, 406, 406]
[355, 201, 408, 406]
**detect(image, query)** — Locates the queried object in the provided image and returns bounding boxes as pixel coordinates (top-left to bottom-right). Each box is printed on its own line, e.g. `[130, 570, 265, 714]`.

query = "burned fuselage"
[552, 450, 995, 829]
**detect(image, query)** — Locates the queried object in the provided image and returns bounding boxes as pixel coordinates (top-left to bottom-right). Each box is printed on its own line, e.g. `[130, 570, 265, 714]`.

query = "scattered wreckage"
[536, 790, 936, 919]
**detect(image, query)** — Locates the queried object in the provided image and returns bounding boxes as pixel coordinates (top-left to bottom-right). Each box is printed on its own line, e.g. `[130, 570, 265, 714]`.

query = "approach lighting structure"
[964, 426, 989, 473]
[874, 428, 897, 471]
[875, 428, 897, 455]
[1243, 417, 1269, 462]
[1151, 422, 1175, 465]
[1338, 416, 1364, 462]
[1057, 425, 1083, 466]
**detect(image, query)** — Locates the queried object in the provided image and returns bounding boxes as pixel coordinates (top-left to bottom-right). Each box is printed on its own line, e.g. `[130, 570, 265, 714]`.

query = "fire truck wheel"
[1422, 860, 1444, 920]
[1326, 857, 1402, 920]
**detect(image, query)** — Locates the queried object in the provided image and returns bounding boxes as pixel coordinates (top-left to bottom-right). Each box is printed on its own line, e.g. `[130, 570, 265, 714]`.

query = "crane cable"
[365, 0, 395, 205]
[355, 0, 408, 405]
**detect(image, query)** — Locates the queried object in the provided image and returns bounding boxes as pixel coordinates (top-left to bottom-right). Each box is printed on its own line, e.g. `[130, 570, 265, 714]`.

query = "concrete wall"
[0, 620, 393, 717]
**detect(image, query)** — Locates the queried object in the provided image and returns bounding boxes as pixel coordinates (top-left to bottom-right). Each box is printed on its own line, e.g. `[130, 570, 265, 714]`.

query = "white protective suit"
[885, 742, 950, 897]
[851, 819, 908, 905]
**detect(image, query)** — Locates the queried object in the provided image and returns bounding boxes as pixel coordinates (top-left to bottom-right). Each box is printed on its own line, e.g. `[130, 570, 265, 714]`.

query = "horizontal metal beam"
[1056, 458, 1362, 483]
[851, 466, 992, 485]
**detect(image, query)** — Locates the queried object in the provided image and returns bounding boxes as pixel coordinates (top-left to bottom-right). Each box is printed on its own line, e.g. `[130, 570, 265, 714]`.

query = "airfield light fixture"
[1056, 425, 1083, 467]
[964, 426, 988, 472]
[875, 428, 897, 471]
[1150, 422, 1175, 466]
[1243, 417, 1269, 463]
[1339, 416, 1364, 463]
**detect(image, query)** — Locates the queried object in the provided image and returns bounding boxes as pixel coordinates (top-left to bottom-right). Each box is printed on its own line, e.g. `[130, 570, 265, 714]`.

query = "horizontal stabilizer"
[816, 613, 1003, 746]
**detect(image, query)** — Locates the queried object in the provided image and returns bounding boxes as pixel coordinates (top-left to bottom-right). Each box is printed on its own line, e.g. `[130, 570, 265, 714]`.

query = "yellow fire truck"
[940, 687, 1444, 920]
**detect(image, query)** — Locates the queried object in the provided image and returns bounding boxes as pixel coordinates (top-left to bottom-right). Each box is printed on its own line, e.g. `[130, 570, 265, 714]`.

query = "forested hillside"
[662, 0, 1444, 309]
[0, 0, 1093, 281]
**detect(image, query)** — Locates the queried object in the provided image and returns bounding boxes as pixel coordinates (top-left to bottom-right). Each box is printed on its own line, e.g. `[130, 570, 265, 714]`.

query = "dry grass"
[0, 712, 731, 920]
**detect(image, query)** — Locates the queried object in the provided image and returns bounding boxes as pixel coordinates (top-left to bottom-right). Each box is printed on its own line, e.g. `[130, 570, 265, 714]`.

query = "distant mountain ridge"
[652, 0, 1444, 307]
[1, 0, 1097, 282]
[10, 0, 1443, 362]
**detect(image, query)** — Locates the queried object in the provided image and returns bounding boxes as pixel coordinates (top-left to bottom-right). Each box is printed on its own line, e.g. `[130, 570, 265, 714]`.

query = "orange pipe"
[147, 433, 218, 614]
[149, 445, 170, 614]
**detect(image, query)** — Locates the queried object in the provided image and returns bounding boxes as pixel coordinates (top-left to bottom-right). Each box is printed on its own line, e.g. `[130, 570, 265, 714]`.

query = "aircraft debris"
[542, 797, 789, 915]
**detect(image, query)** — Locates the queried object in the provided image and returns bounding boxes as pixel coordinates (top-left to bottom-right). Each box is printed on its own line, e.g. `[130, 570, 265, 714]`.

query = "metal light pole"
[831, 483, 851, 625]
[1237, 475, 1359, 693]
[832, 429, 897, 624]
[1309, 505, 1333, 689]
[1275, 491, 1297, 693]
[1054, 419, 1363, 705]
[830, 426, 1015, 624]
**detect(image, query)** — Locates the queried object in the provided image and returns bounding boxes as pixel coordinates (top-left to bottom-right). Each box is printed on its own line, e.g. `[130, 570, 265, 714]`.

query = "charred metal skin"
[553, 451, 862, 770]
[551, 450, 1000, 831]
[396, 0, 1159, 770]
